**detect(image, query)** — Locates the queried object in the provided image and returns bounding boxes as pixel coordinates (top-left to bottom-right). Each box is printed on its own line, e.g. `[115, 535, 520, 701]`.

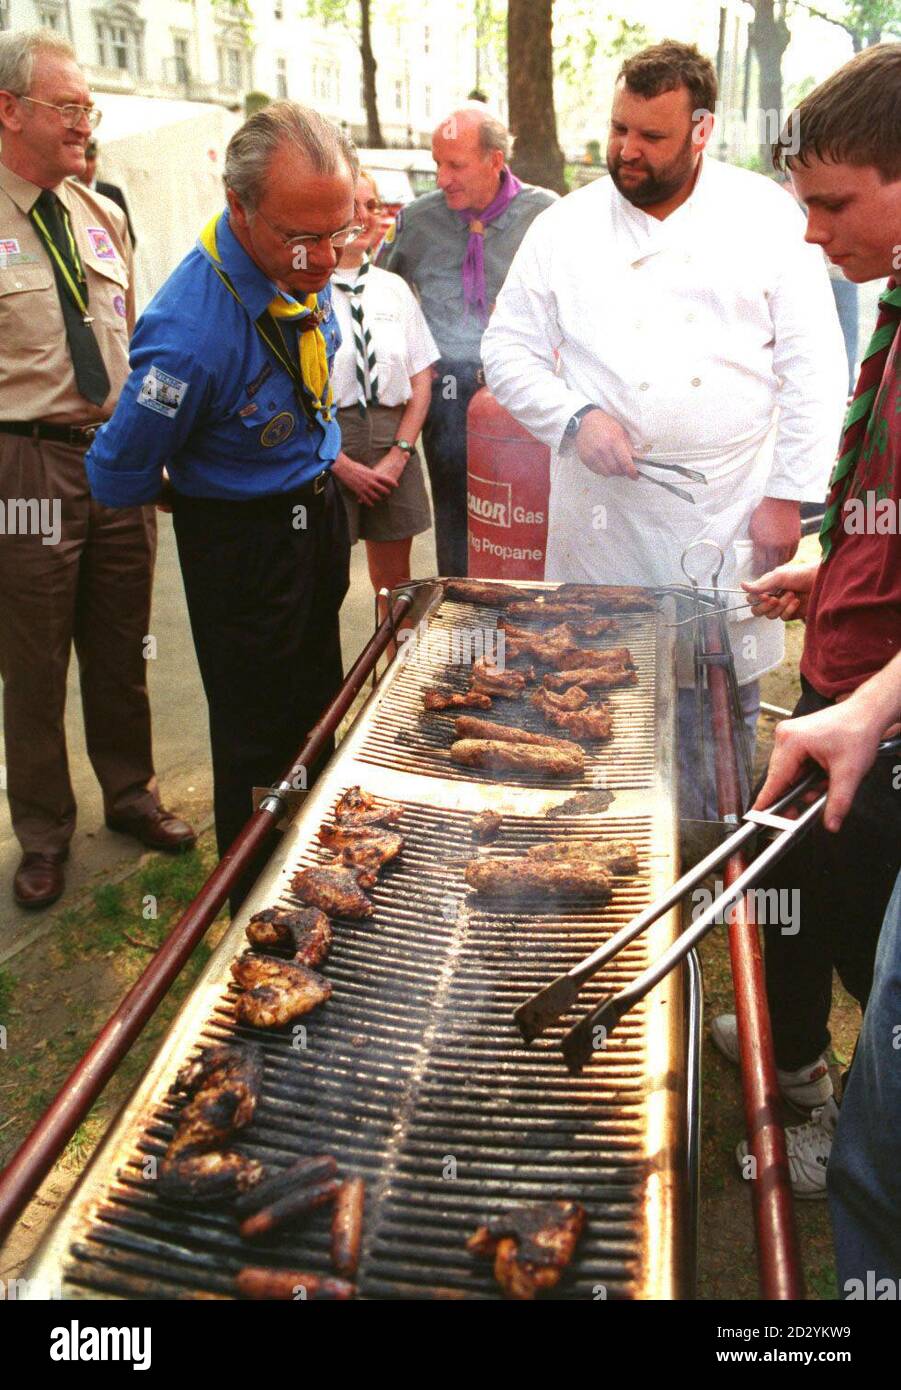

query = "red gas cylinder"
[466, 387, 551, 580]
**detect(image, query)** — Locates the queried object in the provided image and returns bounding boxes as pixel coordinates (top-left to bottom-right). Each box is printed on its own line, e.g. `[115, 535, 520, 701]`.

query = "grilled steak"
[464, 857, 613, 899]
[424, 687, 493, 711]
[318, 823, 404, 886]
[454, 715, 580, 752]
[443, 579, 525, 606]
[470, 658, 532, 698]
[245, 906, 332, 967]
[528, 838, 639, 874]
[231, 953, 332, 1028]
[158, 1151, 265, 1205]
[167, 1043, 263, 1159]
[505, 599, 596, 622]
[502, 619, 619, 644]
[471, 810, 503, 843]
[554, 583, 654, 612]
[291, 865, 374, 919]
[332, 1176, 365, 1278]
[531, 687, 614, 739]
[543, 665, 638, 693]
[333, 786, 403, 826]
[451, 738, 584, 778]
[468, 1200, 586, 1299]
[557, 645, 635, 671]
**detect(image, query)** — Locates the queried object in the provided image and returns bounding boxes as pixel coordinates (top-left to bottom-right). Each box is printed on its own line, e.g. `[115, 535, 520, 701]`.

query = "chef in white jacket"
[482, 40, 847, 816]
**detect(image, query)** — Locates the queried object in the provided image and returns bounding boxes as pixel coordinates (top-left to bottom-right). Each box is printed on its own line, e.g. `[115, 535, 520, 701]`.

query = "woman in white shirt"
[330, 172, 438, 600]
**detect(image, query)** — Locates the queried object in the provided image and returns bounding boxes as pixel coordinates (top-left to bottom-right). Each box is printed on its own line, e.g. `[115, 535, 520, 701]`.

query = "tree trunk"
[748, 1, 791, 174]
[507, 0, 567, 194]
[359, 0, 384, 147]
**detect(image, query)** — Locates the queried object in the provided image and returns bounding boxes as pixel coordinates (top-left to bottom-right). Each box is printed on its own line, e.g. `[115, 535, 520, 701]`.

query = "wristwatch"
[393, 438, 416, 457]
[564, 405, 599, 438]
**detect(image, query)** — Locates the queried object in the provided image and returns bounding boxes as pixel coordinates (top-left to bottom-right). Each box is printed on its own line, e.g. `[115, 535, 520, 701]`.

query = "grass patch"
[0, 966, 14, 1019]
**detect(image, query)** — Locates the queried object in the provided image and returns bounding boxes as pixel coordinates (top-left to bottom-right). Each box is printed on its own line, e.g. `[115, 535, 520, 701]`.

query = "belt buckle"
[313, 471, 327, 496]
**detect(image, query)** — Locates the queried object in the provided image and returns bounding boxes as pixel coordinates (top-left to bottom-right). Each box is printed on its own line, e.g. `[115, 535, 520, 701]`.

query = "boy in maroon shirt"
[711, 43, 901, 1197]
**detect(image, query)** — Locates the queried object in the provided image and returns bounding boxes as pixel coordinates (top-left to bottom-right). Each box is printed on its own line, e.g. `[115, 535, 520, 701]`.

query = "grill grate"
[357, 601, 659, 789]
[60, 800, 679, 1301]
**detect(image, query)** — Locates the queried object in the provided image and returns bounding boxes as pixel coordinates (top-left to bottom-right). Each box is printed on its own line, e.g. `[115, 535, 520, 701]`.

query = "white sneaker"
[710, 1013, 834, 1110]
[736, 1097, 839, 1199]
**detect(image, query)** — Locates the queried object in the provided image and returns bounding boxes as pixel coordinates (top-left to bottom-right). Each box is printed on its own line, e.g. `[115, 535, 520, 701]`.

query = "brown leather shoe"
[106, 805, 197, 852]
[13, 851, 67, 909]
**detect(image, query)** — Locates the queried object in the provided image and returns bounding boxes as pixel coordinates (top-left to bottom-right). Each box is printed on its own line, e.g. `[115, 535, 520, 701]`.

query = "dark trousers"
[762, 679, 901, 1070]
[420, 360, 481, 577]
[172, 476, 350, 907]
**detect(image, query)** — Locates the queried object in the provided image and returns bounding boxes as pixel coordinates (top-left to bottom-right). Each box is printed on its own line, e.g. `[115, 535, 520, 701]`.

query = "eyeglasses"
[20, 96, 102, 130]
[253, 206, 365, 251]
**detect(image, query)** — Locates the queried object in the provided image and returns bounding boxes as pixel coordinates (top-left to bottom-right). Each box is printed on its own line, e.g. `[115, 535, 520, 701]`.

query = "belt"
[171, 470, 332, 514]
[0, 420, 104, 447]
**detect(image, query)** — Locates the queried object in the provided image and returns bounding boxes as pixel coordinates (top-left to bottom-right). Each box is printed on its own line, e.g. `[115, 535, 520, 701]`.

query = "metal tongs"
[633, 458, 707, 505]
[514, 736, 901, 1071]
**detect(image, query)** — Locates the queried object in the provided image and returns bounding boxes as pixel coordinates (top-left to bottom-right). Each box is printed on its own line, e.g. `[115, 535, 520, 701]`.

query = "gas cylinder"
[466, 387, 551, 580]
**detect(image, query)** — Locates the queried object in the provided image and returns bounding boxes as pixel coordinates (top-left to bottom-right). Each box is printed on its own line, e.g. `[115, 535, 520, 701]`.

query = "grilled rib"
[554, 583, 655, 611]
[468, 1200, 586, 1300]
[528, 838, 639, 874]
[318, 823, 404, 886]
[291, 865, 374, 919]
[451, 738, 584, 778]
[245, 906, 332, 967]
[157, 1151, 265, 1205]
[424, 687, 493, 711]
[454, 715, 580, 752]
[505, 599, 596, 621]
[501, 619, 619, 643]
[464, 857, 613, 899]
[471, 810, 503, 844]
[443, 579, 525, 606]
[543, 665, 638, 692]
[333, 785, 403, 826]
[167, 1043, 263, 1160]
[470, 658, 532, 698]
[231, 952, 332, 1028]
[531, 687, 614, 739]
[557, 645, 635, 671]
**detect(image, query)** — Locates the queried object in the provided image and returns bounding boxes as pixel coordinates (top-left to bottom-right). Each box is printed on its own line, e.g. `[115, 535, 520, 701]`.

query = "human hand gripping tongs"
[514, 734, 901, 1071]
[632, 458, 707, 504]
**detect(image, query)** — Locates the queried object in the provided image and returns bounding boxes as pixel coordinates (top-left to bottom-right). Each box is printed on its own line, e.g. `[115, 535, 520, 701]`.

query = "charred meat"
[468, 1200, 586, 1299]
[471, 810, 503, 844]
[167, 1043, 263, 1160]
[557, 645, 635, 671]
[245, 906, 332, 968]
[235, 1154, 338, 1216]
[451, 738, 584, 778]
[318, 823, 404, 885]
[424, 687, 493, 711]
[554, 583, 655, 612]
[543, 665, 638, 693]
[531, 687, 614, 739]
[528, 838, 639, 874]
[236, 1268, 355, 1301]
[464, 857, 613, 900]
[239, 1176, 339, 1241]
[231, 953, 332, 1028]
[455, 715, 580, 753]
[332, 1177, 366, 1278]
[291, 865, 374, 919]
[505, 599, 596, 622]
[157, 1151, 265, 1205]
[470, 658, 532, 698]
[443, 579, 525, 606]
[333, 785, 403, 826]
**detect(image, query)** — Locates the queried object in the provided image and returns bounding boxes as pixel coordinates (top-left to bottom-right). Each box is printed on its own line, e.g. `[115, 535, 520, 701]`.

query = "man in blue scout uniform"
[87, 103, 360, 907]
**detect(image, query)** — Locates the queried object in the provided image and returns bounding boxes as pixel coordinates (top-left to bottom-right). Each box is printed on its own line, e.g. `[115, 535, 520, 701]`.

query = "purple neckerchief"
[457, 166, 523, 321]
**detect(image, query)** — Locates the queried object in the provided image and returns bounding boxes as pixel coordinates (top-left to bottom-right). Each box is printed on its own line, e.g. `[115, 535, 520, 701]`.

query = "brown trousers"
[0, 434, 158, 854]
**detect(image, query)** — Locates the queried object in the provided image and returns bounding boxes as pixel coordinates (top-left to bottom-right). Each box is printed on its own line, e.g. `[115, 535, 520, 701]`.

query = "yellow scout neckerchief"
[198, 212, 333, 419]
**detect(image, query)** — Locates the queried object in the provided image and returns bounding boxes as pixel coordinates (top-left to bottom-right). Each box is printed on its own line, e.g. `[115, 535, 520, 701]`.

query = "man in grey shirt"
[379, 105, 556, 575]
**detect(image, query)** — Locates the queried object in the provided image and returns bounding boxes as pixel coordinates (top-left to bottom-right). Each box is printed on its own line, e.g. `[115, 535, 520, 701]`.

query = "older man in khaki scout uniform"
[0, 32, 194, 909]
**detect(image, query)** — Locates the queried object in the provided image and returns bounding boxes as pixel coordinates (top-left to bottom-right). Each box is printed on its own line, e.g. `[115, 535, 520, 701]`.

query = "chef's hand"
[741, 560, 819, 621]
[575, 409, 639, 479]
[747, 497, 801, 576]
[331, 452, 395, 507]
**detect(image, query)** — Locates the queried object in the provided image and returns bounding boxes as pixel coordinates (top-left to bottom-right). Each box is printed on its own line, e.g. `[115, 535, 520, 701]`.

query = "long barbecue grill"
[20, 579, 699, 1299]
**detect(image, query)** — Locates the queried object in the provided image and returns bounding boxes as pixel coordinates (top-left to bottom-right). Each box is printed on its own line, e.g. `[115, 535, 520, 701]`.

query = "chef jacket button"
[639, 382, 650, 391]
[691, 377, 701, 387]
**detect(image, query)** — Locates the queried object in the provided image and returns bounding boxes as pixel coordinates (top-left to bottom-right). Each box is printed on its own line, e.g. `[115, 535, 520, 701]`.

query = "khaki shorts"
[336, 403, 433, 545]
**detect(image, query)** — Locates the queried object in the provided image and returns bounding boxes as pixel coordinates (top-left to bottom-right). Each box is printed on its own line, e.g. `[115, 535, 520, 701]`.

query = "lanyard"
[30, 202, 90, 320]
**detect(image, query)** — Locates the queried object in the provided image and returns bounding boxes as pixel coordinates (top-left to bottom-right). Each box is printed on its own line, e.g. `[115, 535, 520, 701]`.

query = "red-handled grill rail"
[0, 591, 414, 1248]
[703, 611, 804, 1301]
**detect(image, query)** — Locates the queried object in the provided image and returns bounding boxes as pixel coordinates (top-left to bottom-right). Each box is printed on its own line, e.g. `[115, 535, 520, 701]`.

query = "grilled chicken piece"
[554, 583, 655, 612]
[318, 823, 404, 885]
[232, 952, 332, 1028]
[528, 838, 639, 874]
[443, 579, 525, 606]
[236, 1268, 355, 1301]
[464, 857, 613, 899]
[531, 687, 613, 740]
[505, 599, 596, 622]
[291, 865, 374, 919]
[468, 1201, 586, 1300]
[451, 738, 584, 778]
[455, 716, 579, 753]
[158, 1151, 265, 1205]
[245, 906, 332, 967]
[471, 658, 532, 698]
[543, 665, 638, 693]
[424, 687, 493, 711]
[557, 645, 635, 671]
[333, 786, 403, 826]
[471, 810, 503, 844]
[167, 1043, 263, 1160]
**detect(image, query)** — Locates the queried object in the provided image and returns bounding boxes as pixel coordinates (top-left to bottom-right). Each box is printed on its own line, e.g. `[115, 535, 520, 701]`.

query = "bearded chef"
[481, 40, 847, 816]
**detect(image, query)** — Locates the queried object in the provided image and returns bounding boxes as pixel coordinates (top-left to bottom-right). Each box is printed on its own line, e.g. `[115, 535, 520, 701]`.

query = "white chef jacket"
[481, 156, 848, 684]
[330, 262, 439, 408]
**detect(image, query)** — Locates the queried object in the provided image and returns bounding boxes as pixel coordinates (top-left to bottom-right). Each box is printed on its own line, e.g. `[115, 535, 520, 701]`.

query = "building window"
[38, 3, 64, 29]
[275, 1, 283, 17]
[95, 16, 144, 77]
[424, 84, 431, 119]
[313, 61, 338, 105]
[423, 25, 430, 55]
[394, 78, 403, 112]
[276, 56, 288, 99]
[173, 35, 190, 84]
